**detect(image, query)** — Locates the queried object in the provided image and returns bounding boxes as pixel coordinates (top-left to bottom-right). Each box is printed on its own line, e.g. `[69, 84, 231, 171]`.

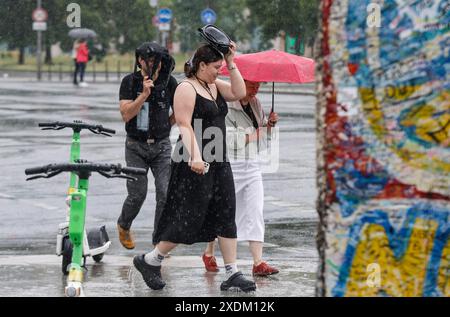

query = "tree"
[40, 0, 68, 64]
[0, 0, 35, 64]
[107, 0, 157, 54]
[172, 0, 251, 53]
[38, 0, 158, 61]
[246, 0, 320, 51]
[0, 0, 117, 64]
[63, 0, 115, 60]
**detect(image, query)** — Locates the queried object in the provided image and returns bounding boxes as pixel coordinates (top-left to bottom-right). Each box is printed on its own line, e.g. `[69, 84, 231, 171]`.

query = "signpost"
[149, 0, 159, 44]
[159, 23, 170, 31]
[32, 22, 47, 31]
[32, 7, 48, 22]
[158, 8, 172, 24]
[201, 8, 217, 24]
[158, 8, 172, 49]
[33, 1, 47, 81]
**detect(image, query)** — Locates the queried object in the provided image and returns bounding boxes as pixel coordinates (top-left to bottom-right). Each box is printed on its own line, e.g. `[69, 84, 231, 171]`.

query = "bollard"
[117, 60, 121, 81]
[48, 64, 52, 81]
[93, 62, 96, 83]
[59, 63, 62, 81]
[105, 61, 109, 82]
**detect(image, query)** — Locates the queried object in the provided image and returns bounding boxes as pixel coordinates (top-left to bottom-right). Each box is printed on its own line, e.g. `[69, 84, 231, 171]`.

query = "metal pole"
[93, 61, 96, 83]
[156, 4, 160, 45]
[271, 82, 275, 113]
[162, 31, 168, 49]
[36, 0, 42, 81]
[105, 61, 108, 82]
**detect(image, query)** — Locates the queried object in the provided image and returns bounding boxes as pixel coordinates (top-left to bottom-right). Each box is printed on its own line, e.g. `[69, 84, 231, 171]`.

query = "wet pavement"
[0, 78, 318, 297]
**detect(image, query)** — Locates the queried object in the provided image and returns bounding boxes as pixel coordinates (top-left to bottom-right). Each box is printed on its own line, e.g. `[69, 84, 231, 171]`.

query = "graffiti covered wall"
[316, 0, 449, 296]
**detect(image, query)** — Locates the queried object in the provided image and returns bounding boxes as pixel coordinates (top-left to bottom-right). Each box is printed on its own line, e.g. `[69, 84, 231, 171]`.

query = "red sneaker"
[252, 262, 279, 276]
[202, 253, 219, 272]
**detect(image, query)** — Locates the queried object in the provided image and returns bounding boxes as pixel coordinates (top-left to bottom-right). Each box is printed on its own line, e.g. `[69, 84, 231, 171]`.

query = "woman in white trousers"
[202, 80, 280, 276]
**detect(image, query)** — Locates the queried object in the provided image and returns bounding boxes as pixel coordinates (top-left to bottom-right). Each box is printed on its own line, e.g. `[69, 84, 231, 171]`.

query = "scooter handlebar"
[25, 162, 146, 178]
[38, 121, 116, 135]
[100, 127, 116, 134]
[121, 166, 147, 176]
[38, 122, 56, 128]
[25, 165, 51, 175]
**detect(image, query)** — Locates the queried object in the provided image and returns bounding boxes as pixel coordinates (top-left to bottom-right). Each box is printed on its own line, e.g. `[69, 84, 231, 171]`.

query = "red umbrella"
[220, 50, 315, 112]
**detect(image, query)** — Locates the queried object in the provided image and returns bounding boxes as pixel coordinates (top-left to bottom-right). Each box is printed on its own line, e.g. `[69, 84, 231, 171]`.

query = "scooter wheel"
[66, 286, 78, 297]
[92, 253, 104, 263]
[62, 236, 73, 275]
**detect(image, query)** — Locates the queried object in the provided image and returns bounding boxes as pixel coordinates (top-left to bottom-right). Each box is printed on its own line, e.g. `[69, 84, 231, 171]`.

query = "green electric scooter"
[25, 161, 146, 297]
[37, 121, 115, 274]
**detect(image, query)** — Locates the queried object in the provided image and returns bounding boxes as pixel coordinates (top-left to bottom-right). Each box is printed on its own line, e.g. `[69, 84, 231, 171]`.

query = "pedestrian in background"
[73, 39, 89, 87]
[71, 40, 80, 71]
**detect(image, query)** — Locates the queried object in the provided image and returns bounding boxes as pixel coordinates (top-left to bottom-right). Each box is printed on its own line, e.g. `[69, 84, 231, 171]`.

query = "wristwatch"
[227, 64, 237, 71]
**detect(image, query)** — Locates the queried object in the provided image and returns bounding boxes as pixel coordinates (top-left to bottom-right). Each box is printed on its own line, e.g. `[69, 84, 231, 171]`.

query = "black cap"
[135, 42, 164, 62]
[133, 41, 175, 90]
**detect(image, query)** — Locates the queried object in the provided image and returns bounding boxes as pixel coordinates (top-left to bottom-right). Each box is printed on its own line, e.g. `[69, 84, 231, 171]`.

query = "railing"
[1, 60, 136, 82]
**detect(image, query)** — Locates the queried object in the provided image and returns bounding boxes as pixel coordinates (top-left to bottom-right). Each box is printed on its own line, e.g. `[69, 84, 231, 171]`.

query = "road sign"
[149, 0, 158, 8]
[201, 8, 217, 24]
[158, 23, 170, 31]
[158, 8, 172, 24]
[33, 22, 47, 31]
[32, 8, 48, 22]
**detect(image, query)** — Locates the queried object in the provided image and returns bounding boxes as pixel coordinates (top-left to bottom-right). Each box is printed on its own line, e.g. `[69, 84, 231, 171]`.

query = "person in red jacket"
[73, 39, 89, 86]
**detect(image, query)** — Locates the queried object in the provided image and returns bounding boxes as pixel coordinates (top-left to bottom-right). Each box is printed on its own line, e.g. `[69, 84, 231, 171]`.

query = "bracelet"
[227, 64, 237, 71]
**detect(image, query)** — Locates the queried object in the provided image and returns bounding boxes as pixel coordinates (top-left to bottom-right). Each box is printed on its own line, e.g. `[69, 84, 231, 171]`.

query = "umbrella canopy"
[220, 50, 315, 113]
[220, 49, 315, 83]
[68, 28, 97, 39]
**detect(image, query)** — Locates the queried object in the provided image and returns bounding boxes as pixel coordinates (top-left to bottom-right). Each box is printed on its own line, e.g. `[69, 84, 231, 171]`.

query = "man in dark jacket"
[117, 42, 177, 249]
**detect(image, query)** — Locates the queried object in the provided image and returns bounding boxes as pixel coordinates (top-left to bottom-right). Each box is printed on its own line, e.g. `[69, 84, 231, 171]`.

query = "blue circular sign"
[201, 8, 217, 24]
[158, 8, 173, 24]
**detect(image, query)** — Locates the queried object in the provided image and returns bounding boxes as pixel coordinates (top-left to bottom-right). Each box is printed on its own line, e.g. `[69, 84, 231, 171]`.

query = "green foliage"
[172, 0, 251, 52]
[246, 0, 320, 47]
[107, 0, 157, 54]
[0, 0, 320, 63]
[0, 0, 35, 53]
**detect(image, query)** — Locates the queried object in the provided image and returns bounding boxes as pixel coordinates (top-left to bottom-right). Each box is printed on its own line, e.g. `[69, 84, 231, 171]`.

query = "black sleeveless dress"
[152, 84, 237, 245]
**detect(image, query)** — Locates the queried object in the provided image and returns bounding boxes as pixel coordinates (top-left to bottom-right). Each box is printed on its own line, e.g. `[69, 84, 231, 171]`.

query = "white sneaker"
[79, 82, 89, 87]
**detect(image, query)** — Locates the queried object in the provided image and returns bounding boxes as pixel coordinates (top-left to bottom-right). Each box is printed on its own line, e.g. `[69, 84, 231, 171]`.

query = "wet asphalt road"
[0, 78, 317, 297]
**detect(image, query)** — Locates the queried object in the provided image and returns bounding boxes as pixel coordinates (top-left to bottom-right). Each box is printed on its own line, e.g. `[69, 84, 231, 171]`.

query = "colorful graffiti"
[316, 0, 449, 297]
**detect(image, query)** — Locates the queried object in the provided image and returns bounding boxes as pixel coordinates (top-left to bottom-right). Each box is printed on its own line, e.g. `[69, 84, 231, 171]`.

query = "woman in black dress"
[133, 42, 257, 292]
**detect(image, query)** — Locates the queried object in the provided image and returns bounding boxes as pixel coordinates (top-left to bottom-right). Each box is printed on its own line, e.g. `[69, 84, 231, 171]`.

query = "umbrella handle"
[145, 60, 153, 80]
[271, 82, 275, 114]
[268, 82, 277, 127]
